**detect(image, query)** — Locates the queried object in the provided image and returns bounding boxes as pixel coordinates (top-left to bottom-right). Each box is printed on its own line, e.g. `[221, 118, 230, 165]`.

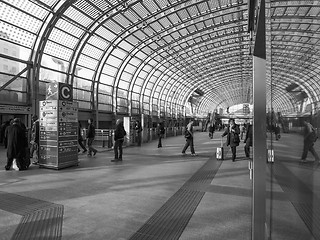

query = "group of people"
[4, 113, 320, 170]
[220, 118, 253, 161]
[77, 118, 98, 157]
[181, 118, 253, 161]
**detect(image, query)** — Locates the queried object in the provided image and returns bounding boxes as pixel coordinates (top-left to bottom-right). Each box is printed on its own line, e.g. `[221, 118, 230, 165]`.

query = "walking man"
[86, 118, 97, 156]
[301, 120, 319, 163]
[157, 122, 165, 148]
[182, 120, 196, 156]
[244, 120, 253, 158]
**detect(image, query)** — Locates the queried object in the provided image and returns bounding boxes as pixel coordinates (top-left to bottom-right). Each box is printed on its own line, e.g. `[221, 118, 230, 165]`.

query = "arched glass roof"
[0, 0, 319, 117]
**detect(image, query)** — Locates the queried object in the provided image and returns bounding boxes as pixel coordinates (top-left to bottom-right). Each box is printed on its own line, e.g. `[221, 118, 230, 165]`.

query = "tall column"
[252, 0, 267, 239]
[39, 82, 78, 169]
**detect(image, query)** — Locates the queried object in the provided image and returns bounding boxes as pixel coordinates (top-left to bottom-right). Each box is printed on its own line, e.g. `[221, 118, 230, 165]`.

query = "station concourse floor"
[0, 131, 319, 240]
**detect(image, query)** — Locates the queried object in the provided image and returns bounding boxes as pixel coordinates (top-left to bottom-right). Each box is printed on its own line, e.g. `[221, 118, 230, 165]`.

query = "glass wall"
[265, 1, 320, 239]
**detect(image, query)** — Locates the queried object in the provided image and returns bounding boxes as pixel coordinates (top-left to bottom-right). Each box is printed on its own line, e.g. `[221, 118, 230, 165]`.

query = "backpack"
[310, 127, 318, 142]
[185, 129, 191, 139]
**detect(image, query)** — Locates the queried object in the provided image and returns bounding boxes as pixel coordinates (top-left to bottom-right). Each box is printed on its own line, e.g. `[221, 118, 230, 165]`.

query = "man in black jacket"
[86, 118, 97, 156]
[244, 121, 253, 158]
[112, 119, 126, 162]
[156, 122, 165, 148]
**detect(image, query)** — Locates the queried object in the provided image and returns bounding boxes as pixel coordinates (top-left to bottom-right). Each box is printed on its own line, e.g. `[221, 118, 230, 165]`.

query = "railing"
[82, 129, 114, 148]
[80, 127, 186, 148]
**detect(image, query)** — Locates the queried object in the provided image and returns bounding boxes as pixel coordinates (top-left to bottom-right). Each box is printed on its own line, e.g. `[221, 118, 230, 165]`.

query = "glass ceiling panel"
[0, 21, 36, 48]
[64, 6, 93, 28]
[100, 73, 115, 85]
[107, 55, 123, 68]
[107, 20, 123, 34]
[112, 48, 128, 59]
[1, 3, 42, 33]
[91, 0, 111, 11]
[56, 18, 84, 38]
[82, 44, 104, 60]
[88, 36, 110, 50]
[74, 0, 101, 19]
[43, 41, 73, 61]
[77, 54, 99, 70]
[50, 28, 78, 49]
[113, 14, 132, 29]
[5, 0, 49, 19]
[96, 25, 117, 40]
[118, 40, 135, 52]
[131, 2, 149, 19]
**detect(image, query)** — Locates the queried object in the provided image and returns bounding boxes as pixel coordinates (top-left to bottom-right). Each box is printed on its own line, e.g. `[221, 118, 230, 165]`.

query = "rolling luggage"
[216, 137, 224, 160]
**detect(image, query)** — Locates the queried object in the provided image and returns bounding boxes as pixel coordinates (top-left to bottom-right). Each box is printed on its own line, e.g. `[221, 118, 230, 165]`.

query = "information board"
[39, 83, 78, 169]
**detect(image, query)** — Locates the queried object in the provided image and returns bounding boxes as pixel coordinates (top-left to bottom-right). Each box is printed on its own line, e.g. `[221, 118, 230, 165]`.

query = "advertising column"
[39, 82, 78, 169]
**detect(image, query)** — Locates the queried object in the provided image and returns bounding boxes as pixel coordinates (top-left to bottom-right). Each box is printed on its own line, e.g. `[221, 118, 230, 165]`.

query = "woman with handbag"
[221, 118, 240, 162]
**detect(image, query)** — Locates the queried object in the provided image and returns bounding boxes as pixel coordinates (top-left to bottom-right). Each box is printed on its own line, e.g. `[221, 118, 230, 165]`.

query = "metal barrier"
[82, 129, 114, 148]
[80, 127, 184, 148]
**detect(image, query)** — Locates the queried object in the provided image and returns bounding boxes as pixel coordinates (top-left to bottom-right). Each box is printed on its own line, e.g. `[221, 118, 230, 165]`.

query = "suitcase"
[216, 137, 224, 160]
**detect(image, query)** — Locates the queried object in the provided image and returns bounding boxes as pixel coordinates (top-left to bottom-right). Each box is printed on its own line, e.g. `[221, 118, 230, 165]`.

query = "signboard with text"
[39, 83, 78, 169]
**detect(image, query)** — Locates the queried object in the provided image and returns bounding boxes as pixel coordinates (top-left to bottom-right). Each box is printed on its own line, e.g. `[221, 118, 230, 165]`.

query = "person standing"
[182, 120, 196, 156]
[244, 121, 253, 158]
[221, 118, 240, 162]
[135, 120, 142, 146]
[78, 121, 87, 153]
[5, 118, 28, 170]
[86, 118, 97, 156]
[156, 122, 165, 148]
[301, 120, 319, 163]
[240, 124, 246, 140]
[4, 119, 13, 149]
[30, 115, 40, 164]
[111, 119, 126, 162]
[0, 120, 10, 145]
[208, 124, 215, 139]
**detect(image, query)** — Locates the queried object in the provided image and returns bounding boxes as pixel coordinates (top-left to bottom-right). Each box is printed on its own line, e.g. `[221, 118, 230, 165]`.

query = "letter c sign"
[59, 83, 73, 101]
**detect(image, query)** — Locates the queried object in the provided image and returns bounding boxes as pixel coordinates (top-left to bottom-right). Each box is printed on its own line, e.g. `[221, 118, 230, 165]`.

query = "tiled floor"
[0, 131, 319, 239]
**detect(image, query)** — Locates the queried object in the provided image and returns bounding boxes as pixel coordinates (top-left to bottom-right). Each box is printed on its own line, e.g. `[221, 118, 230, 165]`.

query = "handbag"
[233, 133, 240, 143]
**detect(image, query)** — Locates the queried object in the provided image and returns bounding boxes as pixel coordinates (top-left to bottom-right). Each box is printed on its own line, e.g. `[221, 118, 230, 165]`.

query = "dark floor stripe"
[129, 158, 222, 240]
[0, 191, 64, 240]
[272, 162, 320, 240]
[0, 192, 54, 216]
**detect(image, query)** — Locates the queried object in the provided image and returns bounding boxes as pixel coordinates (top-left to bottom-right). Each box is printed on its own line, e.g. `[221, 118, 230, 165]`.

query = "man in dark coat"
[135, 120, 142, 146]
[301, 120, 320, 163]
[86, 118, 97, 156]
[112, 119, 127, 162]
[3, 119, 13, 148]
[244, 121, 253, 158]
[0, 120, 10, 144]
[5, 118, 28, 170]
[156, 122, 165, 148]
[221, 118, 240, 162]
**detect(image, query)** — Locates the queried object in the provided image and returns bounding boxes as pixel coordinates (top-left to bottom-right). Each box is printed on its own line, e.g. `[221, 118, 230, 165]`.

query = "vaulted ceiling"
[1, 0, 319, 116]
